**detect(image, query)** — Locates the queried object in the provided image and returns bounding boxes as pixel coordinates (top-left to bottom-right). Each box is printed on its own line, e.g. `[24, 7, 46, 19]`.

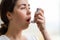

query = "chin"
[22, 25, 29, 30]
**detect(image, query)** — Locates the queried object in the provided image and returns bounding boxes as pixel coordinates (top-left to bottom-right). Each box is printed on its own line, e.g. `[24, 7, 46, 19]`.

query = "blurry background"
[28, 0, 60, 40]
[0, 0, 60, 40]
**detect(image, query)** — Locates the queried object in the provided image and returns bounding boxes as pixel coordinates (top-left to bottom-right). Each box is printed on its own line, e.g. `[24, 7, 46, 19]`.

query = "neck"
[5, 24, 23, 40]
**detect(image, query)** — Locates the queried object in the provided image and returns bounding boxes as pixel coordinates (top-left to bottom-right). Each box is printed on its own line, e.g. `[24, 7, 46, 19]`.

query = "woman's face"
[10, 0, 31, 29]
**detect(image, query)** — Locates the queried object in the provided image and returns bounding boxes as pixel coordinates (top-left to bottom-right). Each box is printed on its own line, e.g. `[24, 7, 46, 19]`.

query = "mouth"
[26, 18, 31, 23]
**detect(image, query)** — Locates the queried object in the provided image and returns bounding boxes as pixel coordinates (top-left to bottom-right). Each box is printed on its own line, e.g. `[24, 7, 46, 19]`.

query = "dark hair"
[0, 4, 1, 16]
[0, 0, 17, 35]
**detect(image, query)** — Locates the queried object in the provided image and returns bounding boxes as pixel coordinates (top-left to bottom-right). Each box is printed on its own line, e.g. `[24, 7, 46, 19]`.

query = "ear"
[6, 12, 13, 20]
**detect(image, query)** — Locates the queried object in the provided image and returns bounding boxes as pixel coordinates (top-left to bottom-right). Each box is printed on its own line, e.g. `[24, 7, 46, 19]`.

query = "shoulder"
[0, 35, 4, 40]
[0, 35, 10, 40]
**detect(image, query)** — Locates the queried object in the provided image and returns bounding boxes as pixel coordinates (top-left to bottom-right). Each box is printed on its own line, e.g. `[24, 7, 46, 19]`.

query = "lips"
[26, 18, 31, 23]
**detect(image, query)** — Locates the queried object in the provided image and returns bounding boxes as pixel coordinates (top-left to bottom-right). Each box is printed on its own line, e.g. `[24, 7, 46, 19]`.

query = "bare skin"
[34, 8, 51, 40]
[5, 0, 30, 40]
[5, 0, 51, 40]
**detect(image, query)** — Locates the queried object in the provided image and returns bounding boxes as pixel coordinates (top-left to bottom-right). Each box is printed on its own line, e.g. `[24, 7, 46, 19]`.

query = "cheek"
[17, 11, 26, 21]
[12, 10, 27, 24]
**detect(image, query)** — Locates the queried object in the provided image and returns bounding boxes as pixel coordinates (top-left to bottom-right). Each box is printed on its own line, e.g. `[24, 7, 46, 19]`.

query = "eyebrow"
[19, 4, 30, 7]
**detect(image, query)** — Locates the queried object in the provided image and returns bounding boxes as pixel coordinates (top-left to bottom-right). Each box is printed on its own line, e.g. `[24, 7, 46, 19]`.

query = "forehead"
[16, 0, 28, 5]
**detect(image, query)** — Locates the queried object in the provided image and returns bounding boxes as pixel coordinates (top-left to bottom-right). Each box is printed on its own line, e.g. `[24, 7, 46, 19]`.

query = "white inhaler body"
[30, 8, 40, 23]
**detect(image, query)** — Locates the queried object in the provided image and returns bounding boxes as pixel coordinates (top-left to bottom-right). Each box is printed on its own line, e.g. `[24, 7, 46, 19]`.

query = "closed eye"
[20, 7, 30, 10]
[20, 7, 26, 9]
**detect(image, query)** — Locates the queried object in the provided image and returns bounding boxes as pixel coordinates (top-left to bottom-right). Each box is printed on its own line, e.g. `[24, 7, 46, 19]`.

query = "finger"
[37, 15, 44, 20]
[36, 19, 44, 24]
[37, 8, 44, 17]
[34, 14, 45, 20]
[34, 8, 44, 17]
[39, 10, 44, 17]
[39, 8, 44, 14]
[34, 16, 45, 23]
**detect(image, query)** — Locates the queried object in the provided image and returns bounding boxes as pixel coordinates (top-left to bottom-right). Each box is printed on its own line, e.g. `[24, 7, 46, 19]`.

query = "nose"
[26, 9, 31, 15]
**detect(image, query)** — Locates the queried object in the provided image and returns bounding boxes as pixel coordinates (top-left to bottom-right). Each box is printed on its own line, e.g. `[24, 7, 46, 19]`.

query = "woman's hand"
[34, 8, 45, 31]
[34, 8, 51, 40]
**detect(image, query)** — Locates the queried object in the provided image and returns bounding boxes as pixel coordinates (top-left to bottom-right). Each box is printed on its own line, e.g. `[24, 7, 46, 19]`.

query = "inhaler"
[30, 8, 40, 23]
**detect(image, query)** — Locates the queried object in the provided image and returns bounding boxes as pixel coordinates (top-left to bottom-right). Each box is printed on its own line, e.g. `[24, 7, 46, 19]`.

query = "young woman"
[0, 0, 51, 40]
